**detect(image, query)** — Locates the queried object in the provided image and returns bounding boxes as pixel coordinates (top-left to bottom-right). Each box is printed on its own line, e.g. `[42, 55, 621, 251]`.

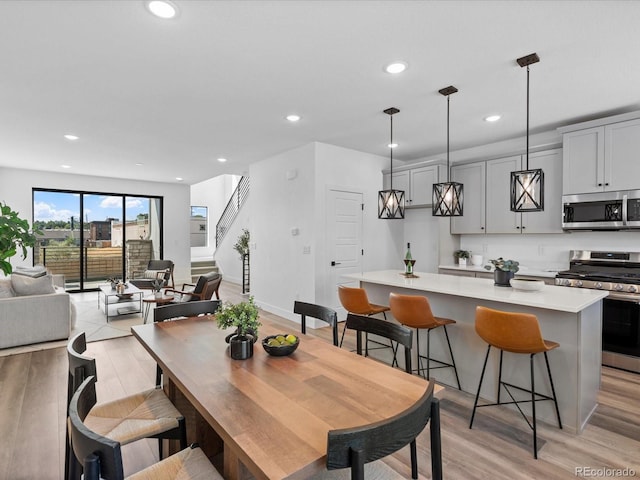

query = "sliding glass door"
[33, 189, 163, 292]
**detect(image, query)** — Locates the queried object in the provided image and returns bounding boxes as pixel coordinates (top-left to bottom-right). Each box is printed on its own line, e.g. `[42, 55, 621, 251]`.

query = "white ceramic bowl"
[509, 278, 545, 291]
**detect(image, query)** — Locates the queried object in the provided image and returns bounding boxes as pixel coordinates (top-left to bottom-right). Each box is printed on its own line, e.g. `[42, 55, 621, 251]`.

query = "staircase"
[190, 259, 219, 283]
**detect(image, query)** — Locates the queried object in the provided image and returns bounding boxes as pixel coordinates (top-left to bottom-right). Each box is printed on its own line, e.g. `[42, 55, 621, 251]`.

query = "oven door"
[602, 295, 640, 372]
[562, 192, 626, 230]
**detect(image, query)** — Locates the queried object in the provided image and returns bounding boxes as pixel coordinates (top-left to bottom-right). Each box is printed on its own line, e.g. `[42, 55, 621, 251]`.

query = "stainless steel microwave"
[562, 190, 640, 230]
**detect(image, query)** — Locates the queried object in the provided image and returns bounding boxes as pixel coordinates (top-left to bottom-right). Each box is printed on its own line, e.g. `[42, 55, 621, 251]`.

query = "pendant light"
[510, 53, 544, 212]
[432, 86, 463, 217]
[378, 107, 405, 219]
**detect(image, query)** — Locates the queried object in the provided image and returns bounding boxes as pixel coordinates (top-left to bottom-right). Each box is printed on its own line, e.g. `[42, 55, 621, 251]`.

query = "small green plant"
[0, 202, 41, 276]
[485, 257, 520, 273]
[453, 250, 470, 260]
[216, 296, 261, 338]
[233, 228, 250, 258]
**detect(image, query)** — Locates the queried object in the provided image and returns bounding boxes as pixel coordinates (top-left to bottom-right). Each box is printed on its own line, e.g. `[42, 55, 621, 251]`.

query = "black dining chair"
[311, 380, 442, 480]
[68, 375, 222, 480]
[65, 332, 187, 480]
[293, 300, 339, 346]
[153, 300, 220, 386]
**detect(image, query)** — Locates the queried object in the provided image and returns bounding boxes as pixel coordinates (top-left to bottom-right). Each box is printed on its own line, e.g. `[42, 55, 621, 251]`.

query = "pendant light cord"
[390, 113, 394, 189]
[526, 64, 530, 170]
[446, 94, 450, 181]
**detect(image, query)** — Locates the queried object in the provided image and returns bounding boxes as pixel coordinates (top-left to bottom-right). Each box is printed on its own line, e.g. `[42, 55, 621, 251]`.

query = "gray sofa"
[0, 273, 71, 349]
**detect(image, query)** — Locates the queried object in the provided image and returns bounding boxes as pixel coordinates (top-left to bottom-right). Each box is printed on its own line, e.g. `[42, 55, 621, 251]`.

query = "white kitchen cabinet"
[485, 150, 563, 234]
[382, 164, 441, 208]
[450, 162, 486, 234]
[562, 117, 640, 195]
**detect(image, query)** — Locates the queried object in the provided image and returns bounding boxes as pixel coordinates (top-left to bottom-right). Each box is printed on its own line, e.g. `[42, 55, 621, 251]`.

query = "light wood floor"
[1, 282, 639, 479]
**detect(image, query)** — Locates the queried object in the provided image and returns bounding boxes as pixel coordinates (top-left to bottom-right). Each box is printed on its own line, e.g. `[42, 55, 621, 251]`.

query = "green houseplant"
[485, 257, 520, 286]
[216, 296, 261, 360]
[0, 202, 40, 276]
[233, 229, 250, 258]
[453, 250, 470, 266]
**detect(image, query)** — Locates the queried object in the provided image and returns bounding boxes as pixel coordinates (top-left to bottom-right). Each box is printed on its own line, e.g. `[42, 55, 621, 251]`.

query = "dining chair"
[66, 332, 187, 480]
[153, 300, 220, 386]
[68, 375, 223, 480]
[469, 306, 562, 459]
[293, 300, 339, 346]
[311, 380, 442, 480]
[345, 313, 413, 374]
[164, 271, 221, 302]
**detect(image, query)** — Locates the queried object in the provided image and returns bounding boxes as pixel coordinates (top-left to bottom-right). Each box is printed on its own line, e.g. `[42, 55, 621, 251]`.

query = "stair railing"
[216, 176, 250, 248]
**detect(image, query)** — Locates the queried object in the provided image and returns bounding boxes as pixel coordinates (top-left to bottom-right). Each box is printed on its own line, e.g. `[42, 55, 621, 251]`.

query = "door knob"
[331, 261, 342, 266]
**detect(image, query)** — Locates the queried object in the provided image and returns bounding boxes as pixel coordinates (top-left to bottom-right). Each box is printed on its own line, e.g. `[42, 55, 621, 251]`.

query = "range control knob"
[628, 285, 638, 293]
[595, 282, 603, 289]
[576, 280, 583, 287]
[615, 284, 624, 291]
[562, 279, 572, 287]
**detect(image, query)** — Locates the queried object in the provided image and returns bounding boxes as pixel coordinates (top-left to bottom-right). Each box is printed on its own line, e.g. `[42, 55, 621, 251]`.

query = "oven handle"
[606, 292, 640, 303]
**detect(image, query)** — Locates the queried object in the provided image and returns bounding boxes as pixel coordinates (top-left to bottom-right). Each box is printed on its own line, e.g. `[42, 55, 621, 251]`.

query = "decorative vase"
[229, 334, 256, 360]
[154, 291, 162, 298]
[494, 270, 515, 287]
[458, 258, 467, 266]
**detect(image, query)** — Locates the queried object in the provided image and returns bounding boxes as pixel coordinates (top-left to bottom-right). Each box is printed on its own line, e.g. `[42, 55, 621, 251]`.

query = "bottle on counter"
[404, 243, 413, 275]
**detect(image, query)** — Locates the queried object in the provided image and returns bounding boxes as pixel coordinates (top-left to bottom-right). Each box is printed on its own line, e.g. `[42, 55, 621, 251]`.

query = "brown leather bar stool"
[337, 285, 395, 363]
[469, 306, 562, 459]
[389, 293, 461, 389]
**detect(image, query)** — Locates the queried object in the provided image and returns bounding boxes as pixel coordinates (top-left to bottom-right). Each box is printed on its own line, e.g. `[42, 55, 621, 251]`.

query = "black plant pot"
[494, 270, 514, 287]
[229, 334, 255, 360]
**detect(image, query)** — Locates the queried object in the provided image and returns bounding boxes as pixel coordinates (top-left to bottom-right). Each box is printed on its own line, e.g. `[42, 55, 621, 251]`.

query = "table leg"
[144, 303, 151, 323]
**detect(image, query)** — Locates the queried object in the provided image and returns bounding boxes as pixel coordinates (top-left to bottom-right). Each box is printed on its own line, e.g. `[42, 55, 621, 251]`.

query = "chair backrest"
[67, 332, 97, 408]
[389, 292, 439, 329]
[475, 306, 547, 354]
[189, 271, 221, 301]
[154, 300, 221, 323]
[293, 301, 339, 346]
[148, 260, 174, 285]
[201, 272, 222, 301]
[68, 375, 126, 480]
[338, 285, 374, 315]
[345, 314, 413, 373]
[326, 380, 439, 480]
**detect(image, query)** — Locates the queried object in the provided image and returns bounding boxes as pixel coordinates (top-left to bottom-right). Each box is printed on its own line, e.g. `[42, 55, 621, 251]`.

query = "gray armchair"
[130, 260, 175, 290]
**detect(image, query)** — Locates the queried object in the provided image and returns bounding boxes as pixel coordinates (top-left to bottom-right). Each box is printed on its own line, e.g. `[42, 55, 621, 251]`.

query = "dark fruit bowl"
[262, 334, 300, 356]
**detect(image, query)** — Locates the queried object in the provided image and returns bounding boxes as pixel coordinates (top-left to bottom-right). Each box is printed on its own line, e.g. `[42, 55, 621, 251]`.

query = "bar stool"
[389, 293, 461, 389]
[469, 306, 562, 459]
[337, 285, 395, 363]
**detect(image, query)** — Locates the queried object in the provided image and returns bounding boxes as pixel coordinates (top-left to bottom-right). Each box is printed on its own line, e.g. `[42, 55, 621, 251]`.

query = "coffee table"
[98, 284, 143, 322]
[142, 294, 174, 323]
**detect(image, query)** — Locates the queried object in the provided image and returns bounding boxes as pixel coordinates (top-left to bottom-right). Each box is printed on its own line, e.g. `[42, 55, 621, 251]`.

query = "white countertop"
[438, 264, 559, 279]
[344, 270, 608, 313]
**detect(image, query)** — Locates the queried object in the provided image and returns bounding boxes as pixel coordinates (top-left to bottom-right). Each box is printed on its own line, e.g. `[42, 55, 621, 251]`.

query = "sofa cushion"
[0, 279, 15, 298]
[143, 269, 168, 279]
[13, 265, 48, 278]
[11, 273, 55, 296]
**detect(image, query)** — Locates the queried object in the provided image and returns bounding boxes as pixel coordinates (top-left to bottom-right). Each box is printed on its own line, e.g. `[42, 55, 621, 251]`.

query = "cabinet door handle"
[480, 226, 485, 230]
[331, 261, 342, 266]
[598, 183, 603, 186]
[605, 183, 610, 186]
[522, 226, 526, 230]
[516, 226, 520, 229]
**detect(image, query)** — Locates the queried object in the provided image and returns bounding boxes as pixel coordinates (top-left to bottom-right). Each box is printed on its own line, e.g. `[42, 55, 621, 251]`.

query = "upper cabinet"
[383, 164, 441, 208]
[450, 162, 486, 234]
[561, 116, 640, 195]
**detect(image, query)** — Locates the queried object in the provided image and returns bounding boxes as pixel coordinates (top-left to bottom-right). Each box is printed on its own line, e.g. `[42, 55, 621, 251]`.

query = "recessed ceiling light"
[484, 114, 501, 122]
[64, 134, 79, 141]
[217, 158, 227, 163]
[61, 165, 71, 169]
[286, 114, 301, 122]
[175, 177, 183, 181]
[146, 0, 178, 19]
[388, 143, 398, 149]
[384, 62, 408, 74]
[135, 163, 144, 166]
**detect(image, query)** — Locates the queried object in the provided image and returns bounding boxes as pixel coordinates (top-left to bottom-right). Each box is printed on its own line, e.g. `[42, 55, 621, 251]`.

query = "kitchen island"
[343, 270, 609, 434]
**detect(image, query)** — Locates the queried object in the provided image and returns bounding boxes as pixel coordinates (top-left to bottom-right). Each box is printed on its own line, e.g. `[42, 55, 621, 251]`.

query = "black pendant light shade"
[433, 86, 463, 217]
[510, 53, 544, 212]
[378, 107, 405, 219]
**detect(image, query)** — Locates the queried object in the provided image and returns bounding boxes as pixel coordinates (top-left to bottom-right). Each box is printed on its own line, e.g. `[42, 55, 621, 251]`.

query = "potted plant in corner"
[453, 250, 471, 266]
[216, 296, 261, 360]
[485, 257, 520, 286]
[0, 202, 40, 276]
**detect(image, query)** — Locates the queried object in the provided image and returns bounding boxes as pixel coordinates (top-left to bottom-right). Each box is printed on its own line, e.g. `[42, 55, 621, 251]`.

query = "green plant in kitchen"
[453, 250, 470, 260]
[485, 257, 520, 273]
[0, 202, 41, 276]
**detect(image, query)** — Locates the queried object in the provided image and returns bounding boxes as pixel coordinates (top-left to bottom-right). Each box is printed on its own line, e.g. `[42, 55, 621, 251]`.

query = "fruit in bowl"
[262, 334, 299, 356]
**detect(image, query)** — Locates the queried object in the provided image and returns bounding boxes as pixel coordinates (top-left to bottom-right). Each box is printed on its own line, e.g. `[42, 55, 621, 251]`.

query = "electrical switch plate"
[303, 246, 311, 254]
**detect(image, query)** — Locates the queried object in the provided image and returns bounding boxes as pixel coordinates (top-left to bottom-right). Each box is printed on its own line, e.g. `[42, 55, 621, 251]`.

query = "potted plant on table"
[485, 257, 520, 286]
[453, 250, 471, 266]
[216, 296, 261, 360]
[0, 202, 40, 276]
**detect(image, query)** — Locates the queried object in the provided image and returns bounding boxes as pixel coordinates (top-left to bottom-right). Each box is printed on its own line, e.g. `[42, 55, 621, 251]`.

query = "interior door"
[326, 189, 363, 315]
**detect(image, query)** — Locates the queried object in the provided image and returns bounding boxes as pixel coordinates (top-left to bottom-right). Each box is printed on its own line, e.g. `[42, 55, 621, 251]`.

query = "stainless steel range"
[556, 250, 640, 373]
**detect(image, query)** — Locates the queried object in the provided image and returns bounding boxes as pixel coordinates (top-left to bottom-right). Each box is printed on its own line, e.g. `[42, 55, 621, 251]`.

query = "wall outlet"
[303, 245, 311, 254]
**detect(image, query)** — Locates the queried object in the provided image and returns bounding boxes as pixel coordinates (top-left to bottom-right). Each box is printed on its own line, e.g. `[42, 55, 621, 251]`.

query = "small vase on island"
[494, 270, 515, 287]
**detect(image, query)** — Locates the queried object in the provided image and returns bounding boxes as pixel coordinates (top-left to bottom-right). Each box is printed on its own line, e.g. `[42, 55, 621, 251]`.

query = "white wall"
[190, 174, 240, 260]
[0, 167, 192, 284]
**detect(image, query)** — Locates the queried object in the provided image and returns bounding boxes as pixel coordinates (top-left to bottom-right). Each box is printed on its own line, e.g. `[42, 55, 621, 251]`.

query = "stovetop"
[555, 250, 640, 293]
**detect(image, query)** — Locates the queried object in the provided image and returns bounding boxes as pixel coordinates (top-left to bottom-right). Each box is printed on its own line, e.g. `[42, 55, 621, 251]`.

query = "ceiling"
[1, 0, 639, 186]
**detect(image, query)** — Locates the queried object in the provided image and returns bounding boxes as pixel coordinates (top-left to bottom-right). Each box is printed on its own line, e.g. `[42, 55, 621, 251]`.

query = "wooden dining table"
[131, 315, 434, 480]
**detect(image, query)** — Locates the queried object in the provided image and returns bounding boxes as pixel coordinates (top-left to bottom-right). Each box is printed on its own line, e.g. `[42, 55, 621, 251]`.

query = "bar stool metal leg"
[530, 353, 538, 459]
[497, 349, 504, 404]
[544, 351, 563, 429]
[469, 344, 492, 428]
[443, 325, 461, 390]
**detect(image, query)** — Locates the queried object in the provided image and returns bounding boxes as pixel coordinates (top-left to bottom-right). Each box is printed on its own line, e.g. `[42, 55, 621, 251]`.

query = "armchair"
[129, 260, 175, 290]
[164, 271, 221, 302]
